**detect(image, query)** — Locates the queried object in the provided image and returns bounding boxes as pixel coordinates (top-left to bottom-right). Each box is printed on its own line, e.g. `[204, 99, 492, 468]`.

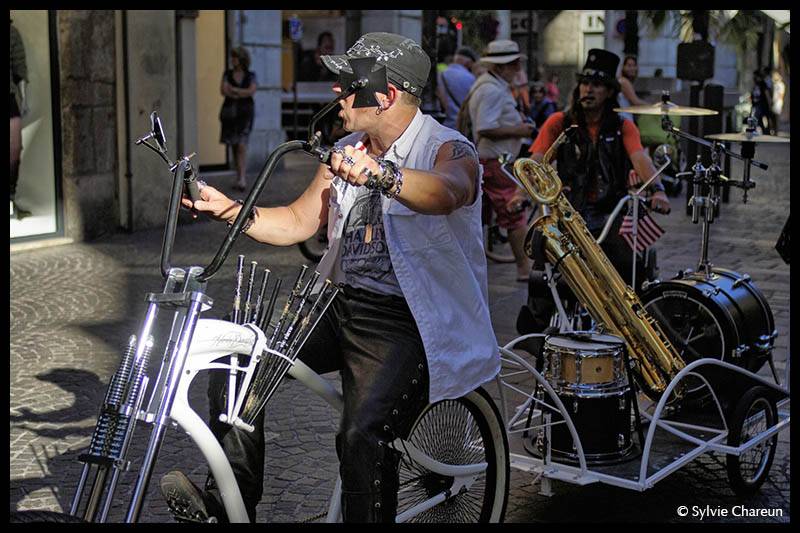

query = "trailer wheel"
[725, 386, 778, 497]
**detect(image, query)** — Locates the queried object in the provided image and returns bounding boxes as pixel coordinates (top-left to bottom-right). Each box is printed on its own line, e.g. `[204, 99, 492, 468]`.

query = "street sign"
[580, 11, 605, 33]
[288, 15, 303, 42]
[510, 12, 536, 35]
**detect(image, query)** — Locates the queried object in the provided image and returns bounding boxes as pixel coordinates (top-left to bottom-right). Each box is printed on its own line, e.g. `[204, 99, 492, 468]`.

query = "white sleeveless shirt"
[315, 109, 500, 403]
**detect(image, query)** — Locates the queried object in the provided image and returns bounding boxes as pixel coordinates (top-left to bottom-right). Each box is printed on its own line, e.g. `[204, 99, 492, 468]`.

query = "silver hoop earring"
[376, 107, 383, 116]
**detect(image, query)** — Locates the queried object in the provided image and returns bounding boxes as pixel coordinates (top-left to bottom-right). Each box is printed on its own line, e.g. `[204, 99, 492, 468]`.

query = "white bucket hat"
[479, 39, 525, 64]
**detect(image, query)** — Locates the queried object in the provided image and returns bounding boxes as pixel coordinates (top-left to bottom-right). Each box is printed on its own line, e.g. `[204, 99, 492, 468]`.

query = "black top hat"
[577, 48, 620, 89]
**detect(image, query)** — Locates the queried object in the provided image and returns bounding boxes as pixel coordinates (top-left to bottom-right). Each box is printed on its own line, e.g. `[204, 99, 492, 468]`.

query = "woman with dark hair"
[617, 55, 648, 122]
[220, 46, 257, 191]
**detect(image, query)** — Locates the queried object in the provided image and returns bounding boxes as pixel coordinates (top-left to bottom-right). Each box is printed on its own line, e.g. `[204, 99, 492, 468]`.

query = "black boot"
[160, 470, 228, 523]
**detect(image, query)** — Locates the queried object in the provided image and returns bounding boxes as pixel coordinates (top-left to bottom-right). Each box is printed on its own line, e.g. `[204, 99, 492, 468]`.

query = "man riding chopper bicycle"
[509, 49, 671, 335]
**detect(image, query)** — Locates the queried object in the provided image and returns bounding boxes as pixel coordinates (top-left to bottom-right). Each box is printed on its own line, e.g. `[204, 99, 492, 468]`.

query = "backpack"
[455, 76, 494, 142]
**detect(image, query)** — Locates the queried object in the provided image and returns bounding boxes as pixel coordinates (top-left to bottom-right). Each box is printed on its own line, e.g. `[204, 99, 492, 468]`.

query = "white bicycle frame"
[172, 316, 489, 523]
[68, 109, 491, 524]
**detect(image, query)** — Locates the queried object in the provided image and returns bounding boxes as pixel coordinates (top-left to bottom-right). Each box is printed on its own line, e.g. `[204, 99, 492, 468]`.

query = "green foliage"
[448, 10, 498, 55]
[641, 10, 765, 55]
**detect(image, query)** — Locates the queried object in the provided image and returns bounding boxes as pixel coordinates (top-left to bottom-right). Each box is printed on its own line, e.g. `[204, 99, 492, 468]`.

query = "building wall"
[538, 11, 584, 107]
[234, 10, 285, 173]
[57, 10, 119, 241]
[603, 10, 739, 89]
[124, 11, 180, 232]
[360, 10, 422, 40]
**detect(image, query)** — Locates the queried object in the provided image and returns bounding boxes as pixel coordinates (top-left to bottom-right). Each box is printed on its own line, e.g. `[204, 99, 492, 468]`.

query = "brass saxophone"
[514, 128, 685, 396]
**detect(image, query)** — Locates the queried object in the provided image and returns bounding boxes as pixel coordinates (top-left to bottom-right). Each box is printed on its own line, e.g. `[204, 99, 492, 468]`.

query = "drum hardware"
[732, 274, 750, 289]
[733, 345, 746, 359]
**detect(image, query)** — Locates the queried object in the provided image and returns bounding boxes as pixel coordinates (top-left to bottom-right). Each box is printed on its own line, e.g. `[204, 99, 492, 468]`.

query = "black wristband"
[229, 199, 257, 234]
[650, 182, 666, 193]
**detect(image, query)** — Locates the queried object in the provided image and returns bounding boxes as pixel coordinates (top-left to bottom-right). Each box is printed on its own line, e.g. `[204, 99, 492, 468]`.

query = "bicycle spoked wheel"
[396, 388, 508, 523]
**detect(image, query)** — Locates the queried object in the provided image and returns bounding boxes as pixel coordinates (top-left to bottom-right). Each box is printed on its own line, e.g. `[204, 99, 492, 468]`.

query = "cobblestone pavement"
[10, 143, 790, 523]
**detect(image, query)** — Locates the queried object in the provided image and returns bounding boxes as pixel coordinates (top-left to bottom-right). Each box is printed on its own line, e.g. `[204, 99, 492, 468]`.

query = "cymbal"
[614, 101, 718, 116]
[706, 131, 790, 143]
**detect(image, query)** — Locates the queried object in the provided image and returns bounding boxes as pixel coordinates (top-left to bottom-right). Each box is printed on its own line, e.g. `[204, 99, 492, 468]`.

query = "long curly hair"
[231, 46, 251, 71]
[565, 81, 621, 134]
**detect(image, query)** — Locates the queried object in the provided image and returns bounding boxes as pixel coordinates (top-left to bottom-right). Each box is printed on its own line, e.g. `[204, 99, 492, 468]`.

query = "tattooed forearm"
[442, 140, 477, 161]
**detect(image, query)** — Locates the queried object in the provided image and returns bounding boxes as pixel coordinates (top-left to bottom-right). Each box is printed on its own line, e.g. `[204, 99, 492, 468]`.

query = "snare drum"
[539, 333, 637, 464]
[544, 333, 628, 395]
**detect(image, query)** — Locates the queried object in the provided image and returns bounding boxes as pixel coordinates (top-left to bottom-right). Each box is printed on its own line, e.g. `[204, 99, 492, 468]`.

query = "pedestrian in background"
[617, 55, 649, 123]
[467, 39, 535, 281]
[435, 46, 477, 129]
[771, 70, 785, 133]
[527, 81, 556, 142]
[750, 69, 772, 135]
[10, 18, 30, 220]
[545, 71, 561, 109]
[298, 31, 337, 82]
[220, 46, 257, 191]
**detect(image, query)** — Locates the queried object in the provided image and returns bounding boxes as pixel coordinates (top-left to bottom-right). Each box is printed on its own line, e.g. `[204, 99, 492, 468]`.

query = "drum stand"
[660, 114, 765, 280]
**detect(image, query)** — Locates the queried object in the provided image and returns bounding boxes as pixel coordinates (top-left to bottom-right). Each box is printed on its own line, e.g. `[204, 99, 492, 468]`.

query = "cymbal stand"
[661, 112, 765, 281]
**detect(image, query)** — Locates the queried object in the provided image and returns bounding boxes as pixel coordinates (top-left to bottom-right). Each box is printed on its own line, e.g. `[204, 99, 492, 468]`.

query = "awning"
[761, 10, 790, 28]
[723, 10, 790, 32]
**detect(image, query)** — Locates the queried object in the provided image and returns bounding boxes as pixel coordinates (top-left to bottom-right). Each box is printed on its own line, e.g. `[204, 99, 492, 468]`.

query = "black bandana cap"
[321, 32, 431, 98]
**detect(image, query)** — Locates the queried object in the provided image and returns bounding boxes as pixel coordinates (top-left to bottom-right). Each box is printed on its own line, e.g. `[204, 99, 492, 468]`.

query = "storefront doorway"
[10, 10, 63, 242]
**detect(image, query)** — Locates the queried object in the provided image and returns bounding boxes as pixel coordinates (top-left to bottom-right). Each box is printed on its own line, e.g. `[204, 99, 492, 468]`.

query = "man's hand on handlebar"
[181, 182, 241, 224]
[649, 190, 671, 215]
[327, 142, 376, 187]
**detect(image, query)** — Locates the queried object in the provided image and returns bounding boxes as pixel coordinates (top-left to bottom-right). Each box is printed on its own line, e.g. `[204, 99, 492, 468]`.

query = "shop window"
[10, 10, 62, 241]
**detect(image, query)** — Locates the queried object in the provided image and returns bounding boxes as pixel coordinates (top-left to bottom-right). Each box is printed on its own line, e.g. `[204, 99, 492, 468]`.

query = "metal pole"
[124, 293, 206, 523]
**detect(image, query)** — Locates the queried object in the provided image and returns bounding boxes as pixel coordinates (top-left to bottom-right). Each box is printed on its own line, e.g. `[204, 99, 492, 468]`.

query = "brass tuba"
[514, 128, 685, 397]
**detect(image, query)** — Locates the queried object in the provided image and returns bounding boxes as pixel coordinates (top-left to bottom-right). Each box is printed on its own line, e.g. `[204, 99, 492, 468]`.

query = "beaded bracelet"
[382, 160, 404, 199]
[371, 158, 403, 199]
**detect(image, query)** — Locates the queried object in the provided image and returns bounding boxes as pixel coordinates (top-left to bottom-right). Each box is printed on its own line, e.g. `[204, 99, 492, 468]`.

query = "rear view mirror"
[151, 111, 167, 152]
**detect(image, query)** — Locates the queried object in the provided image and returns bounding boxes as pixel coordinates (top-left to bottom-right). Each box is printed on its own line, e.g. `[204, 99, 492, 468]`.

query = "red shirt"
[530, 111, 644, 157]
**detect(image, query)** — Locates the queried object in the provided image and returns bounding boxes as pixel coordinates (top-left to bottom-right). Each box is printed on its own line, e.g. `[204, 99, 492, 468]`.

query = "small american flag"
[618, 203, 664, 253]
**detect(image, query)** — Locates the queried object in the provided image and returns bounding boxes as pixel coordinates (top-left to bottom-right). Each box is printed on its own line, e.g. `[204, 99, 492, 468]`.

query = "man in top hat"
[160, 32, 499, 523]
[510, 48, 671, 332]
[466, 39, 536, 281]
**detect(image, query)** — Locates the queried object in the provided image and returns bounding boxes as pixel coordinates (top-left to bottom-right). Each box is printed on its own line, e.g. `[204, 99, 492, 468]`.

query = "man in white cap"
[160, 32, 499, 523]
[467, 39, 535, 281]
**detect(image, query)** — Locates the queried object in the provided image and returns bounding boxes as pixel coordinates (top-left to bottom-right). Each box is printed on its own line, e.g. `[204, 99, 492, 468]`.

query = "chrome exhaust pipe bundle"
[225, 260, 339, 427]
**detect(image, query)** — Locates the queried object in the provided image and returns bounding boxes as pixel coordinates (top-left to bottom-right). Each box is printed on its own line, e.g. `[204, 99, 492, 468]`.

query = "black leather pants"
[206, 284, 430, 523]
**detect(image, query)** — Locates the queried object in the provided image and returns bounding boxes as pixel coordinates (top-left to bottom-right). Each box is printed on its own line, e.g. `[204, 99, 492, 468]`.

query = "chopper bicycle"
[494, 116, 790, 505]
[10, 72, 511, 524]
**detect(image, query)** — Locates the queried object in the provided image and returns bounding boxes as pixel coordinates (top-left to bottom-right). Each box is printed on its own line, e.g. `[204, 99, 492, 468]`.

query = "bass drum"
[641, 268, 776, 376]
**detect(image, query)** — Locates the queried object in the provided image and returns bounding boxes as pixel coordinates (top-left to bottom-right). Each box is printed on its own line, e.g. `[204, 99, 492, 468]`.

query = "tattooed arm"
[394, 140, 479, 215]
[327, 139, 479, 216]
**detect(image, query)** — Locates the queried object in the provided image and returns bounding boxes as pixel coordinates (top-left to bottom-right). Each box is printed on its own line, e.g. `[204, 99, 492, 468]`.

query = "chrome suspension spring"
[104, 335, 138, 407]
[86, 335, 138, 459]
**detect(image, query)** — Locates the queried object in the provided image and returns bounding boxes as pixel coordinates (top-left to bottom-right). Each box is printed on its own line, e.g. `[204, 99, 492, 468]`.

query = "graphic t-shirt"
[339, 187, 403, 297]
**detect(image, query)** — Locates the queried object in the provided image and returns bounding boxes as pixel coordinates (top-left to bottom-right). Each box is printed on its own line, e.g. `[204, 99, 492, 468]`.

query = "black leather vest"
[555, 114, 632, 213]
